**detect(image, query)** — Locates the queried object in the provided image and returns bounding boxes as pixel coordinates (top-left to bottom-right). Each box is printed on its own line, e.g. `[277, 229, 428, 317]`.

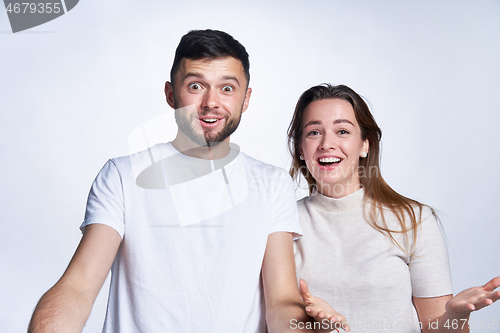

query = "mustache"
[197, 110, 225, 117]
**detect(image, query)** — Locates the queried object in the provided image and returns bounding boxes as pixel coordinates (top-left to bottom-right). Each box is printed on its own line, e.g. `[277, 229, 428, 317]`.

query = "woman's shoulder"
[367, 197, 435, 219]
[297, 195, 308, 205]
[296, 196, 310, 215]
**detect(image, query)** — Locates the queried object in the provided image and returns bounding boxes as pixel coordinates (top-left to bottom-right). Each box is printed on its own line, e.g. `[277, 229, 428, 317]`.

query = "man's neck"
[171, 131, 231, 160]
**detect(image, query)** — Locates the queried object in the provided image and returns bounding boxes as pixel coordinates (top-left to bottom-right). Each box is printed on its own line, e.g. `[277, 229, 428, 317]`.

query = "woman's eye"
[308, 130, 320, 136]
[189, 83, 201, 90]
[222, 85, 234, 92]
[338, 129, 350, 135]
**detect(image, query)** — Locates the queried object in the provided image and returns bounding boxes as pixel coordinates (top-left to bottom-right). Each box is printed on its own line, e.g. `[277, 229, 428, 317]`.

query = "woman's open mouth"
[318, 157, 342, 167]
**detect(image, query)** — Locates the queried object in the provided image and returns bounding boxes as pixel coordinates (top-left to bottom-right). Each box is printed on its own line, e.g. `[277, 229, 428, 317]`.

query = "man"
[28, 30, 334, 332]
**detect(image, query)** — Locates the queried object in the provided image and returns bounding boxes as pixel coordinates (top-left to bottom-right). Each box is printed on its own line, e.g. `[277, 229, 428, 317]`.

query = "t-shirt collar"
[308, 187, 364, 212]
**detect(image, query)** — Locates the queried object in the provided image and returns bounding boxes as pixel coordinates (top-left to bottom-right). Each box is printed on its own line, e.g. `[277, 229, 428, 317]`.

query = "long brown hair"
[287, 84, 435, 253]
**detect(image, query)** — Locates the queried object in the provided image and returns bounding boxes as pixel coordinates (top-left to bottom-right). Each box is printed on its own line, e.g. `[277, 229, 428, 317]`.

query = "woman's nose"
[319, 133, 337, 151]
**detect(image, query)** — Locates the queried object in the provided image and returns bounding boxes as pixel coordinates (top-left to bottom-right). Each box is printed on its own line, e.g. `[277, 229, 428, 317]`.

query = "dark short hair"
[170, 29, 250, 87]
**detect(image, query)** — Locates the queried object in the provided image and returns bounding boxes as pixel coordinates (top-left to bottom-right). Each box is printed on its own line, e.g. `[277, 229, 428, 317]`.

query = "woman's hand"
[446, 276, 500, 318]
[299, 279, 350, 332]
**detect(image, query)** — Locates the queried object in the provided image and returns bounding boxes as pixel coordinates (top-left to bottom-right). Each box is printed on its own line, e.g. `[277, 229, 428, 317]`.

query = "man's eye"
[222, 85, 234, 92]
[189, 83, 201, 90]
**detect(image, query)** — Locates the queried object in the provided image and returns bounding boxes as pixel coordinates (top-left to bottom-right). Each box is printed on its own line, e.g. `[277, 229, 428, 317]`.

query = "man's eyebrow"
[221, 75, 240, 86]
[183, 72, 205, 81]
[333, 119, 354, 126]
[182, 73, 240, 86]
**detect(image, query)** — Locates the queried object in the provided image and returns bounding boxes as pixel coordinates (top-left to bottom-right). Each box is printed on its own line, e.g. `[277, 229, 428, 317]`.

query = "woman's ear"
[361, 140, 369, 157]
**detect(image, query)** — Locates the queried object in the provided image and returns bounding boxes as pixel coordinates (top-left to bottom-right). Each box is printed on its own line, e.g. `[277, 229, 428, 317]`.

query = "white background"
[1, 0, 499, 331]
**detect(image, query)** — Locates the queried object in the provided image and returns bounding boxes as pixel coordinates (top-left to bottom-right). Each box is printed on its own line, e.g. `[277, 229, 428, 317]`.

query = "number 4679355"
[5, 3, 61, 14]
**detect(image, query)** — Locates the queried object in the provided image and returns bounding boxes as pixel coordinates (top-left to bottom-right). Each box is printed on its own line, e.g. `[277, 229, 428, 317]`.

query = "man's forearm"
[28, 280, 92, 333]
[266, 299, 316, 333]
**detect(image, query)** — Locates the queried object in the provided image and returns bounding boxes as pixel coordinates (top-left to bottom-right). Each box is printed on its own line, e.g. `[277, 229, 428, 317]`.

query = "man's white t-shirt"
[81, 142, 302, 332]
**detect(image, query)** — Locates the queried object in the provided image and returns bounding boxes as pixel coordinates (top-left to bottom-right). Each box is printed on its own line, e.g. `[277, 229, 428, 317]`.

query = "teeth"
[319, 157, 341, 163]
[202, 118, 218, 123]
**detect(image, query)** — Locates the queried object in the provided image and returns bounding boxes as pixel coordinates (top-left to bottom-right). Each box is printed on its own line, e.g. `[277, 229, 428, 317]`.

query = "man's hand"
[299, 279, 350, 332]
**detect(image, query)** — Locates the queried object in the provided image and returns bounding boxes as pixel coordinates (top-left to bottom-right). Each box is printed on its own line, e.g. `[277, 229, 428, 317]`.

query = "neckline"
[165, 142, 241, 169]
[308, 188, 364, 212]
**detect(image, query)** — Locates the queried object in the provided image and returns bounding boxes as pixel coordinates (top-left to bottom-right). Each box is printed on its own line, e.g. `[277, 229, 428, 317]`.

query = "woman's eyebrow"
[333, 119, 354, 126]
[304, 120, 321, 128]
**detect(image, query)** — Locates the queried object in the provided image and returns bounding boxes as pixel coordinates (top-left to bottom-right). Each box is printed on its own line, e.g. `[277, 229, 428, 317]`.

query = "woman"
[288, 84, 499, 332]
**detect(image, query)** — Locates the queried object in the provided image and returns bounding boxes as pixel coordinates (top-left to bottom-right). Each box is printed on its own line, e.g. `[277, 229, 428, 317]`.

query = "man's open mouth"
[198, 117, 224, 127]
[201, 118, 218, 123]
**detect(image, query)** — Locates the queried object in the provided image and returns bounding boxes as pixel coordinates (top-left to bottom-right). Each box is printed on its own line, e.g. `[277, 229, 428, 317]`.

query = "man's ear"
[165, 81, 175, 109]
[241, 87, 252, 114]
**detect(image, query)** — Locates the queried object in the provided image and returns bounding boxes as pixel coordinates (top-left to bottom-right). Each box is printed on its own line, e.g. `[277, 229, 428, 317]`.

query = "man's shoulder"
[109, 142, 173, 169]
[239, 152, 290, 178]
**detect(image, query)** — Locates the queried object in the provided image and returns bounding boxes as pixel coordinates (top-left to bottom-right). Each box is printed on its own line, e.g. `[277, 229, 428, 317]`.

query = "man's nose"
[202, 89, 219, 109]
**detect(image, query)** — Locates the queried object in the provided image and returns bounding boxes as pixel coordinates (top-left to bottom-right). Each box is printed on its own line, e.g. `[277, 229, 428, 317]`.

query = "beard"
[174, 106, 242, 147]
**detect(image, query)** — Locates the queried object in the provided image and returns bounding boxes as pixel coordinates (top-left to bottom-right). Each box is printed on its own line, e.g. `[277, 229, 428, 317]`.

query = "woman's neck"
[317, 182, 363, 199]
